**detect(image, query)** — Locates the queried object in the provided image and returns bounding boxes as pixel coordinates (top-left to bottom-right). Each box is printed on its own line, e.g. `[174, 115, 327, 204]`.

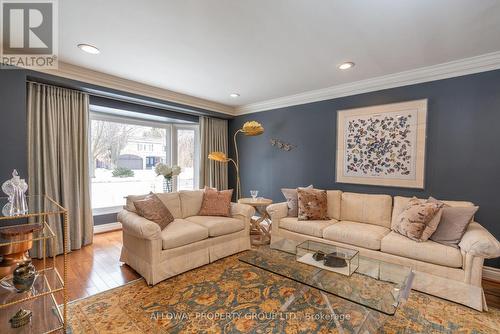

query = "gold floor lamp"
[208, 121, 264, 199]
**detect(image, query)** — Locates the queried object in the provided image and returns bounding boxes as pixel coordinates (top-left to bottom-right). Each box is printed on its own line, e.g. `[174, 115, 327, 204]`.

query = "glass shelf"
[0, 195, 66, 220]
[0, 194, 67, 332]
[0, 268, 64, 307]
[0, 293, 63, 334]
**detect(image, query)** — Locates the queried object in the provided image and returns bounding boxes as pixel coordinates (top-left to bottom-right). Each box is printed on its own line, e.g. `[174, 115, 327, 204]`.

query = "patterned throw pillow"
[198, 187, 233, 217]
[125, 192, 152, 213]
[297, 188, 328, 221]
[133, 194, 174, 230]
[281, 185, 313, 217]
[392, 197, 444, 241]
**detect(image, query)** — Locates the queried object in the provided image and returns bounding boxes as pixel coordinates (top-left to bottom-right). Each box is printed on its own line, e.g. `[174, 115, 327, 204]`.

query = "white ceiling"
[59, 0, 500, 110]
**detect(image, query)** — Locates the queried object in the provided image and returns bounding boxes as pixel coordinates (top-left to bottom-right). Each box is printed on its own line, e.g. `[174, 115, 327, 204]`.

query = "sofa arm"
[459, 222, 500, 258]
[267, 202, 288, 221]
[231, 202, 255, 219]
[117, 210, 161, 240]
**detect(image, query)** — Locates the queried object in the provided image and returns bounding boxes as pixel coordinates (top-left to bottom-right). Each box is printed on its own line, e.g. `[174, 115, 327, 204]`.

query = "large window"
[90, 112, 199, 213]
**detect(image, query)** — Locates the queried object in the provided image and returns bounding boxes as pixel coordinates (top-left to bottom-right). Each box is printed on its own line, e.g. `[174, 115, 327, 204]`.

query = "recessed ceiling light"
[338, 62, 354, 70]
[77, 43, 100, 54]
[230, 93, 240, 98]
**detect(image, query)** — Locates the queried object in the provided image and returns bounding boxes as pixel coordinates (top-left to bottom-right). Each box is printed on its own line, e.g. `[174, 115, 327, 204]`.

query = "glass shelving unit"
[0, 195, 67, 333]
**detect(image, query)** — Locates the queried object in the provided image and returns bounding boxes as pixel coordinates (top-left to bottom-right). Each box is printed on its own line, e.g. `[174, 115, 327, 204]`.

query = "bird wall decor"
[270, 138, 297, 151]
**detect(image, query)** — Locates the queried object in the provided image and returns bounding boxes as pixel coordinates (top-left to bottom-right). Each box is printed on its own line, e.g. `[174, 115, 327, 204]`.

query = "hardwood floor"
[483, 279, 500, 309]
[34, 230, 500, 309]
[32, 230, 140, 303]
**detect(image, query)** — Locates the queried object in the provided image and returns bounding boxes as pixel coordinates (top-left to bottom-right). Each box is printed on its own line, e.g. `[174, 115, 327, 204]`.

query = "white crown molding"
[236, 51, 500, 115]
[483, 266, 500, 282]
[34, 62, 236, 115]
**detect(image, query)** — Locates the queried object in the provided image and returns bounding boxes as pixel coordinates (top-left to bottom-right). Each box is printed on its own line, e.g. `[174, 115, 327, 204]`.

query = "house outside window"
[90, 111, 199, 214]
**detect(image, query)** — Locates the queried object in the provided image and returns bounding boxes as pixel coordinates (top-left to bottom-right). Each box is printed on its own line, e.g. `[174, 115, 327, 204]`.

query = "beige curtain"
[199, 116, 228, 190]
[27, 82, 93, 256]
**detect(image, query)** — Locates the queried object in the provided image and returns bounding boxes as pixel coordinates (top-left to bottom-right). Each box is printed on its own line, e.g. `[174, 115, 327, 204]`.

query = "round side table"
[238, 198, 273, 245]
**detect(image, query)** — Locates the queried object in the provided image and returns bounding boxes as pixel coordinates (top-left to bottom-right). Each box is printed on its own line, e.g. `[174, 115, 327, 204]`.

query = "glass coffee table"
[239, 238, 414, 333]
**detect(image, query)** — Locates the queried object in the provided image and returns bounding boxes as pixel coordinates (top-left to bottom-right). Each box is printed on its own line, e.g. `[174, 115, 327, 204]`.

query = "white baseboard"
[483, 266, 500, 282]
[93, 222, 122, 234]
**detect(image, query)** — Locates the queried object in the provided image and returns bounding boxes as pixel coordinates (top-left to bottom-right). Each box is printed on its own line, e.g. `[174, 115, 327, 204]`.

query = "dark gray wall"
[230, 69, 500, 268]
[0, 70, 28, 180]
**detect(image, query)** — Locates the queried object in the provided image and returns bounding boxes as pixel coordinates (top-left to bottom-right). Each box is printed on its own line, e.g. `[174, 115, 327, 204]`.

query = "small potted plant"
[154, 163, 181, 192]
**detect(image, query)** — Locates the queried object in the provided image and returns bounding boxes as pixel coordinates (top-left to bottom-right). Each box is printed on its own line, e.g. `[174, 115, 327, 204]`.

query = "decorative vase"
[13, 260, 36, 292]
[1, 170, 28, 216]
[163, 178, 172, 193]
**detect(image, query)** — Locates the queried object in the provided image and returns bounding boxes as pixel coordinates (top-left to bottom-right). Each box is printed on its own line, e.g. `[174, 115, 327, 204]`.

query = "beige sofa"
[118, 190, 255, 285]
[267, 191, 500, 311]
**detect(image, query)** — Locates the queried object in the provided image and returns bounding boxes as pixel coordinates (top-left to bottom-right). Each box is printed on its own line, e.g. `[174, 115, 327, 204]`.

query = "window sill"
[92, 206, 123, 216]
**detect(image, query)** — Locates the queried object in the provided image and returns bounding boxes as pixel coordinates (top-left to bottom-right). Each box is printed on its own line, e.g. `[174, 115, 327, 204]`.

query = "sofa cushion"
[156, 192, 182, 218]
[323, 221, 390, 250]
[179, 190, 204, 218]
[186, 216, 244, 237]
[391, 196, 475, 229]
[279, 217, 336, 238]
[340, 192, 392, 228]
[381, 231, 463, 268]
[161, 219, 209, 250]
[327, 190, 342, 220]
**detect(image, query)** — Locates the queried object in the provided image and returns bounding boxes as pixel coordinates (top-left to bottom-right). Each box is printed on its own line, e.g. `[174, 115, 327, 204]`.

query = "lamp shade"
[241, 121, 264, 136]
[208, 151, 230, 163]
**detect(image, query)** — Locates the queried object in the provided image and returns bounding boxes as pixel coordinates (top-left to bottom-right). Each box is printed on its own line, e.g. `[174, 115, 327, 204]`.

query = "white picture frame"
[336, 99, 427, 189]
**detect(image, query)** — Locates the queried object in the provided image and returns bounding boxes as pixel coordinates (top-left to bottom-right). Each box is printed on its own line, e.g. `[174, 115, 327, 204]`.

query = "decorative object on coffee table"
[323, 252, 348, 268]
[312, 250, 325, 261]
[336, 99, 427, 189]
[296, 240, 359, 276]
[209, 121, 264, 199]
[238, 197, 272, 245]
[154, 163, 181, 193]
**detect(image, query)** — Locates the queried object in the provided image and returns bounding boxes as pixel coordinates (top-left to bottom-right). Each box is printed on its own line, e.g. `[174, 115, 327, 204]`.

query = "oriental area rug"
[67, 254, 500, 333]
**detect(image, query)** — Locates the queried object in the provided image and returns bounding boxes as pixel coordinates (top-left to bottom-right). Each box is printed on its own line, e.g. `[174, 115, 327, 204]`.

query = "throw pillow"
[124, 192, 152, 213]
[428, 197, 479, 247]
[392, 197, 444, 241]
[281, 185, 313, 217]
[133, 194, 174, 230]
[297, 188, 328, 221]
[198, 187, 233, 217]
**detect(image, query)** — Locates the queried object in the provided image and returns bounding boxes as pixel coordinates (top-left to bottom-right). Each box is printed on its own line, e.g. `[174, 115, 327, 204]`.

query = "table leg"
[279, 284, 310, 312]
[353, 308, 387, 334]
[250, 206, 272, 245]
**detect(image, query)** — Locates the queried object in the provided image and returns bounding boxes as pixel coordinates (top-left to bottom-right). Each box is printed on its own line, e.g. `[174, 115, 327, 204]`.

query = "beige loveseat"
[267, 191, 500, 311]
[118, 190, 255, 285]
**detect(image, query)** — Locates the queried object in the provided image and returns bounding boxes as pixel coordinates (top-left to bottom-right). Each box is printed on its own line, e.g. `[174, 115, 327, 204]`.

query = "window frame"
[89, 111, 199, 215]
[172, 123, 200, 191]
